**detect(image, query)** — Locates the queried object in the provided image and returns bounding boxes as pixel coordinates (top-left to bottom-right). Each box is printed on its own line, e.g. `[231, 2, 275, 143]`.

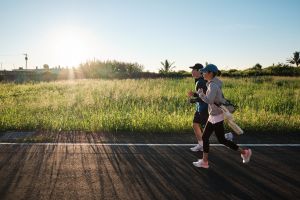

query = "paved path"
[0, 143, 299, 200]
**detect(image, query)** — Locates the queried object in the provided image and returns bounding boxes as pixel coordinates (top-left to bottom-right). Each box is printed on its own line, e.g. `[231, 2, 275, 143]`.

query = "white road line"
[0, 143, 299, 147]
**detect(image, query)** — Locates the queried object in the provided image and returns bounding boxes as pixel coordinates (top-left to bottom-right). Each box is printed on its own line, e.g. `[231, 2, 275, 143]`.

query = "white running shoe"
[241, 149, 252, 163]
[190, 144, 203, 152]
[193, 159, 209, 168]
[225, 132, 234, 141]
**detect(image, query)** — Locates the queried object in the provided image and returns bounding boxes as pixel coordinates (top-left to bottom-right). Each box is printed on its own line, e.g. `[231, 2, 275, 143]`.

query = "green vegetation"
[159, 59, 176, 73]
[287, 51, 300, 67]
[0, 77, 299, 134]
[221, 63, 300, 77]
[2, 58, 300, 83]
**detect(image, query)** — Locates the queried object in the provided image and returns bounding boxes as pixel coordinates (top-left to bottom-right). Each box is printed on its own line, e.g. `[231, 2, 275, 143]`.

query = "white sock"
[198, 141, 203, 145]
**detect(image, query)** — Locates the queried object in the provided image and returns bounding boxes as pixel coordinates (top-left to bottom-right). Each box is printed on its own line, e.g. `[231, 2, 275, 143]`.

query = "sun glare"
[47, 27, 95, 67]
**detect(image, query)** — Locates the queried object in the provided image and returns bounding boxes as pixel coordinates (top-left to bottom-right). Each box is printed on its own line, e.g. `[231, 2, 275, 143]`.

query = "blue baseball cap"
[201, 64, 219, 73]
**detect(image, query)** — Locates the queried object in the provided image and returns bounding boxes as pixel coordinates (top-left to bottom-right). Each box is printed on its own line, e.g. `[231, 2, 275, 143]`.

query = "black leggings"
[202, 120, 239, 153]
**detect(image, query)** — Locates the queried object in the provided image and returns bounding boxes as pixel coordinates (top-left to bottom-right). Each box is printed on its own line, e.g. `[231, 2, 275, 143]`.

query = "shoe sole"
[190, 149, 203, 152]
[190, 147, 203, 152]
[192, 162, 209, 169]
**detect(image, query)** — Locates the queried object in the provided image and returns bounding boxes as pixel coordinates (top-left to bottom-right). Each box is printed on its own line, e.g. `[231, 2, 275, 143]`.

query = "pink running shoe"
[190, 144, 203, 152]
[192, 159, 209, 168]
[241, 149, 252, 163]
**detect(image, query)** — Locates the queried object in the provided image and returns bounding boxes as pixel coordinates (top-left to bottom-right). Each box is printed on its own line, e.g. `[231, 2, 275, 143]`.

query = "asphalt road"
[0, 142, 299, 200]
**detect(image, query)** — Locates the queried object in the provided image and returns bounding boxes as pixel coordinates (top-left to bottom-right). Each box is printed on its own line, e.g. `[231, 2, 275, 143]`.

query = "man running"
[187, 63, 209, 152]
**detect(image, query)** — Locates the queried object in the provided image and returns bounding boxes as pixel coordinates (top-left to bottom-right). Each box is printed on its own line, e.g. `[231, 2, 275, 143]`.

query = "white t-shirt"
[208, 113, 224, 124]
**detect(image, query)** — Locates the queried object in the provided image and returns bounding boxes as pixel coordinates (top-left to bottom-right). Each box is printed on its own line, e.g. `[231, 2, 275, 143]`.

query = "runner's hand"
[197, 88, 204, 95]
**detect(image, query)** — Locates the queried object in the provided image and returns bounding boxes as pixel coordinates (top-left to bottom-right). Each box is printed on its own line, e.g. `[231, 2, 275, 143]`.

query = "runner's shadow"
[86, 144, 256, 199]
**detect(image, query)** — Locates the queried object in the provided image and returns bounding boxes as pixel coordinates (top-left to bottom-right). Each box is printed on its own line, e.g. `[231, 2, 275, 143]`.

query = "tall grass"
[0, 77, 299, 134]
[221, 77, 300, 133]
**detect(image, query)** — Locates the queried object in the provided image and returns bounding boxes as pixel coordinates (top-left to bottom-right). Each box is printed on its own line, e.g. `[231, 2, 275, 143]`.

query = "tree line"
[0, 52, 299, 82]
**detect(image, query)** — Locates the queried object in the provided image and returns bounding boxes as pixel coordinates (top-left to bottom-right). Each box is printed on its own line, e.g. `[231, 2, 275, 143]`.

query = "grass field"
[0, 76, 299, 134]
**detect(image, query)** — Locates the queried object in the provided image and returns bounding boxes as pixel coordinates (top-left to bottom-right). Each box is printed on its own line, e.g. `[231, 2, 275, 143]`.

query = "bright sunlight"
[46, 26, 96, 67]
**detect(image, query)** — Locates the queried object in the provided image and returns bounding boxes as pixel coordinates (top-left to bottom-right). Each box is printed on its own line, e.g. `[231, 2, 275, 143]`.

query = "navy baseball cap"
[201, 64, 218, 73]
[189, 63, 203, 70]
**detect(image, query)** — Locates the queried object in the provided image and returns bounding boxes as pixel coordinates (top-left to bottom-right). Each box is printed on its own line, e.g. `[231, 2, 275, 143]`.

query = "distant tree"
[228, 69, 238, 73]
[79, 59, 143, 78]
[43, 64, 49, 69]
[126, 63, 143, 75]
[252, 63, 262, 70]
[287, 51, 300, 67]
[159, 59, 175, 73]
[177, 70, 188, 73]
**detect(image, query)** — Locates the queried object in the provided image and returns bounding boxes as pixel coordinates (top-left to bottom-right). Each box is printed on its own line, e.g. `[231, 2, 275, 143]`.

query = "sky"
[0, 0, 299, 72]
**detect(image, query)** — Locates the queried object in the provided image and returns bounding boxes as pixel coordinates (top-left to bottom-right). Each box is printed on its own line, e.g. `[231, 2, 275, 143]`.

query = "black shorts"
[193, 111, 209, 128]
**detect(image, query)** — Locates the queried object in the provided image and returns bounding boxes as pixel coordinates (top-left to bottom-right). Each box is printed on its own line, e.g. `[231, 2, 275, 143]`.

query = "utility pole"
[23, 53, 28, 69]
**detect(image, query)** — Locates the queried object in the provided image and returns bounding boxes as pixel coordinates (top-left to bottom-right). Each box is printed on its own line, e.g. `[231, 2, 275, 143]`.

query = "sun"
[47, 26, 95, 67]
